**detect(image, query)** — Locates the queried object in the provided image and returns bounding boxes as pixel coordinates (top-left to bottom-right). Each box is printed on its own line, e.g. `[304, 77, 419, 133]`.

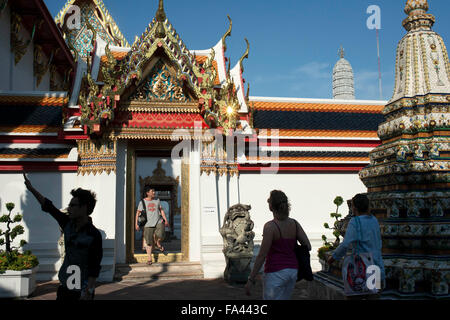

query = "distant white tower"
[332, 47, 355, 100]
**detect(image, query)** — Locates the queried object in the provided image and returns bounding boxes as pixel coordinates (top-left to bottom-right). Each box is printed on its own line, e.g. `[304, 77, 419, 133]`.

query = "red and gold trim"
[0, 162, 78, 172]
[0, 126, 60, 133]
[257, 129, 379, 138]
[115, 112, 209, 129]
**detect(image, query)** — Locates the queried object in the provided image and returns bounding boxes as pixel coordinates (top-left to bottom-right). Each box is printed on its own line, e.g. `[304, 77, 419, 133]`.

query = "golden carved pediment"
[129, 59, 192, 103]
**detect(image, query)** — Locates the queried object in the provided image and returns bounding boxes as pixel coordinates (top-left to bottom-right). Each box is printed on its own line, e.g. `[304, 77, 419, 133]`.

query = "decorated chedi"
[333, 47, 355, 100]
[359, 0, 450, 298]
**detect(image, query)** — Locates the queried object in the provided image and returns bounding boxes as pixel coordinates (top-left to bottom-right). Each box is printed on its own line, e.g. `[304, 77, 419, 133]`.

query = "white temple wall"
[197, 171, 367, 278]
[0, 6, 11, 91]
[0, 4, 50, 92]
[0, 171, 116, 281]
[0, 172, 71, 281]
[35, 71, 50, 92]
[199, 172, 225, 278]
[188, 145, 202, 262]
[11, 26, 34, 91]
[238, 172, 367, 271]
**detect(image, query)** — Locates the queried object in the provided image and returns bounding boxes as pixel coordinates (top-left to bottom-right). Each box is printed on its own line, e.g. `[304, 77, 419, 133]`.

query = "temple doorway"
[125, 143, 189, 263]
[134, 161, 181, 255]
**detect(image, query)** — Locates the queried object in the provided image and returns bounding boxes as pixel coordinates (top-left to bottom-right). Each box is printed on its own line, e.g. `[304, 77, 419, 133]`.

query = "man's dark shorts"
[144, 227, 156, 246]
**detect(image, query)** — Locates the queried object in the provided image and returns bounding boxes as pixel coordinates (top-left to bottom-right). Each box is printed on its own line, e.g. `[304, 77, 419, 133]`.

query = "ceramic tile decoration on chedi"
[359, 0, 450, 299]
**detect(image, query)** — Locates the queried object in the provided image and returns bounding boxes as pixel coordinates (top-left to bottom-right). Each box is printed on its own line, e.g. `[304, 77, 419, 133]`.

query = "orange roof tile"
[251, 101, 384, 114]
[0, 96, 69, 107]
[100, 51, 129, 63]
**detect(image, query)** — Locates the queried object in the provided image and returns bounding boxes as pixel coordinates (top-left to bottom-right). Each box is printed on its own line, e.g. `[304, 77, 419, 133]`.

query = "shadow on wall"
[20, 173, 63, 278]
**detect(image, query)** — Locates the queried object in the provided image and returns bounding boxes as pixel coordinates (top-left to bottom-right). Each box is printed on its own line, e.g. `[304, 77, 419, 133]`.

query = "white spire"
[333, 46, 355, 100]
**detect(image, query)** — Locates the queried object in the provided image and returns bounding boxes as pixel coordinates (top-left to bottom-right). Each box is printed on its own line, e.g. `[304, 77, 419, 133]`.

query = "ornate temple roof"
[70, 0, 249, 137]
[0, 93, 68, 134]
[0, 92, 78, 171]
[238, 97, 386, 171]
[55, 0, 130, 59]
[389, 0, 450, 104]
[332, 47, 355, 100]
[250, 97, 385, 137]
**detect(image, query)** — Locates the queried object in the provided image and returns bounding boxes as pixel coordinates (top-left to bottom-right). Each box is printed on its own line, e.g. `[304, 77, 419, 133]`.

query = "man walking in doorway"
[135, 186, 169, 265]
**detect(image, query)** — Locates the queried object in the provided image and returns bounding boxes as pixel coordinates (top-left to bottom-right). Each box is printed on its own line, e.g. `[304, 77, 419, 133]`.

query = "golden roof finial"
[156, 0, 166, 22]
[155, 0, 166, 38]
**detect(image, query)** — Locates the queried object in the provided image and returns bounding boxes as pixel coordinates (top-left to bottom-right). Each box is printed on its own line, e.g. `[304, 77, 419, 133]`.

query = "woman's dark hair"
[70, 188, 97, 215]
[268, 190, 290, 220]
[352, 193, 369, 213]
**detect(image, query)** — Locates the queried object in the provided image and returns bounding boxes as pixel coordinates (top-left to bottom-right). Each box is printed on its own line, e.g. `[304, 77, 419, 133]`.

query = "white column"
[188, 142, 201, 262]
[228, 173, 240, 206]
[75, 171, 117, 281]
[115, 140, 127, 264]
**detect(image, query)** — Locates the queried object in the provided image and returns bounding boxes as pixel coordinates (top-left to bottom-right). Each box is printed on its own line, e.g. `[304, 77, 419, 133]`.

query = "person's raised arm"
[23, 172, 45, 205]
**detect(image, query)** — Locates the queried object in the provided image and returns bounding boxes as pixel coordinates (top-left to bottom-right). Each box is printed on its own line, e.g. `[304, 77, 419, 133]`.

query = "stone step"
[114, 261, 204, 281]
[133, 252, 184, 263]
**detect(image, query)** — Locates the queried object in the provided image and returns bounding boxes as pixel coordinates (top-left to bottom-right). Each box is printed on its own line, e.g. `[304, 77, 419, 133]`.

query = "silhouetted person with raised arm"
[23, 173, 102, 300]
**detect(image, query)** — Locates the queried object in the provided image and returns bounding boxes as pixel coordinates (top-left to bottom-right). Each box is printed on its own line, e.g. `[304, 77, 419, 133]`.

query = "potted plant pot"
[0, 202, 39, 298]
[0, 265, 39, 298]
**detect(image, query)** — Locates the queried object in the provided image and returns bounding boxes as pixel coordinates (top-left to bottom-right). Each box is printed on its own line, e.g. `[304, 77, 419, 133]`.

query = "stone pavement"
[27, 276, 312, 300]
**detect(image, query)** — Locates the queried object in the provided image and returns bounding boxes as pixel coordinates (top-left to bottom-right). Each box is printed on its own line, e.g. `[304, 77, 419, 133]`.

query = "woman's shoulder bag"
[294, 219, 313, 281]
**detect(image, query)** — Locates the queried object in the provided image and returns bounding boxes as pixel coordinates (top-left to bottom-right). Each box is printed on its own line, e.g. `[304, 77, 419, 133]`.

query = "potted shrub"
[0, 202, 39, 298]
[318, 196, 344, 269]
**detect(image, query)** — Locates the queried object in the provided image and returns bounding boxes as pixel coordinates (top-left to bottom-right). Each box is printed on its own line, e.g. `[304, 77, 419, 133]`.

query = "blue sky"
[45, 0, 450, 101]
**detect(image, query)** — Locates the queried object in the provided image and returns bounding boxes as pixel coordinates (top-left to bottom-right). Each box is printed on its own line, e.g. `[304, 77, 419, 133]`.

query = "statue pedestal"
[223, 256, 252, 285]
[308, 255, 346, 300]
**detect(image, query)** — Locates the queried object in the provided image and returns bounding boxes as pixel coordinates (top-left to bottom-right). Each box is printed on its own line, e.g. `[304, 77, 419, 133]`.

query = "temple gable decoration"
[75, 0, 249, 137]
[129, 60, 191, 103]
[55, 0, 130, 59]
